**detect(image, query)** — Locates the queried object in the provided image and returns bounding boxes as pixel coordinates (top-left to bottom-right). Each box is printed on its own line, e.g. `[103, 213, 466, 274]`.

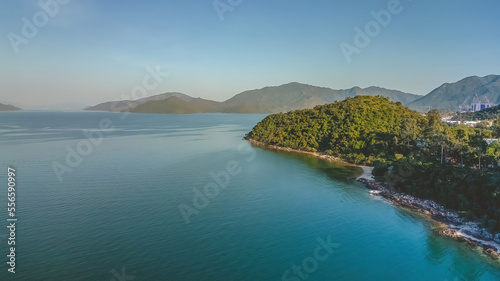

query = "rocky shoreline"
[245, 138, 500, 260]
[358, 177, 500, 260]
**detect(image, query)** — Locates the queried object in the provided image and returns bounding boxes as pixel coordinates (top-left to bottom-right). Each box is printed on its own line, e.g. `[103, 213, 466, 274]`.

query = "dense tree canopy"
[248, 96, 426, 164]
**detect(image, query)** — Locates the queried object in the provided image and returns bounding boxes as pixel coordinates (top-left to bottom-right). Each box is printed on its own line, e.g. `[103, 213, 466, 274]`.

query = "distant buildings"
[460, 101, 496, 112]
[485, 138, 500, 145]
[463, 120, 479, 126]
[441, 119, 494, 127]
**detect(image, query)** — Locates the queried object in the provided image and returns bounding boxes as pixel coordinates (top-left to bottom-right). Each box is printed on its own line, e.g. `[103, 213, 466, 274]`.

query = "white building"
[485, 138, 500, 145]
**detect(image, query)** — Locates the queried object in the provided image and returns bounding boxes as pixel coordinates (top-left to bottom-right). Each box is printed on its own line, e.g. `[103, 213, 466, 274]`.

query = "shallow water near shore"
[1, 111, 499, 280]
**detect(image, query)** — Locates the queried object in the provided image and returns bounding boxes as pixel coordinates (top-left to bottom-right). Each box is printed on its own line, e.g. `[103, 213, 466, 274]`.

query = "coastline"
[246, 138, 500, 260]
[358, 177, 500, 260]
[245, 138, 356, 166]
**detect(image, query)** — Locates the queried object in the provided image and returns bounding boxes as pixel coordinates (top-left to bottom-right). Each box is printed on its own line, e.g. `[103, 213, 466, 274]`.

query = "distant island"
[245, 95, 500, 259]
[0, 103, 21, 111]
[85, 75, 500, 114]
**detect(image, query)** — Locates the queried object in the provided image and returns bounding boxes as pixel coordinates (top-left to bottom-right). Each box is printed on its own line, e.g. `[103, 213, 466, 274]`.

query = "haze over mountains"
[408, 75, 500, 111]
[84, 92, 192, 112]
[84, 75, 499, 114]
[86, 83, 422, 114]
[0, 103, 21, 111]
[220, 83, 420, 113]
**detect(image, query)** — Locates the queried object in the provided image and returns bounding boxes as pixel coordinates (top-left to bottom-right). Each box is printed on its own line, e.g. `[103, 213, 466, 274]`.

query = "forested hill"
[247, 96, 426, 164]
[247, 95, 500, 232]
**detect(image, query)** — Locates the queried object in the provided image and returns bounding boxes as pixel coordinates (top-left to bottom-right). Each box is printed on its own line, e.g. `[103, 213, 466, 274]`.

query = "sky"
[1, 0, 500, 109]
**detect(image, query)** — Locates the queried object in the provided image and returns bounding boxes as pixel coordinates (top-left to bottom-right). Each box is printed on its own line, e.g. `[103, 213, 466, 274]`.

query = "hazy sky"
[1, 0, 500, 109]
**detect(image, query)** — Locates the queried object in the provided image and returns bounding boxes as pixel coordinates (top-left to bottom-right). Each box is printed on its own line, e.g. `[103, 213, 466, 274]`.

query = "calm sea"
[0, 111, 499, 280]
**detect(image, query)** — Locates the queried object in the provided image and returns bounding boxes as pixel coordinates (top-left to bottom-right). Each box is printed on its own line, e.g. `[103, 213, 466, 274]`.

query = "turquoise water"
[0, 111, 499, 281]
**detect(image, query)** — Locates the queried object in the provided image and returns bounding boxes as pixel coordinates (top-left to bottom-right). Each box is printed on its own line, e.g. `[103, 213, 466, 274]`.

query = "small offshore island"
[245, 96, 500, 259]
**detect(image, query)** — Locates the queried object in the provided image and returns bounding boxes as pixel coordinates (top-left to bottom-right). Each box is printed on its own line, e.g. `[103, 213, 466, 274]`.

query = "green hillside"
[85, 92, 193, 112]
[247, 95, 426, 163]
[129, 96, 223, 114]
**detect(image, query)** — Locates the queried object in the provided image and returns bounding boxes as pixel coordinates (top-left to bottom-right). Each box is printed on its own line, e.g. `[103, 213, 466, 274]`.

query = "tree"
[494, 117, 500, 138]
[424, 110, 442, 137]
[400, 117, 418, 146]
[486, 141, 500, 167]
[454, 126, 475, 167]
[469, 134, 488, 169]
[423, 110, 444, 163]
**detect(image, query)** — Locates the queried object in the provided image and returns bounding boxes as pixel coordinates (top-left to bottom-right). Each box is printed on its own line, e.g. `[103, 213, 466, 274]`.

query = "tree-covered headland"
[247, 96, 500, 232]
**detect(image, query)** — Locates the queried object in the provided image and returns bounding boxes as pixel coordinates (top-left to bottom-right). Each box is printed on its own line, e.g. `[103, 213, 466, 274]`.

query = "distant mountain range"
[220, 83, 420, 113]
[407, 75, 500, 111]
[85, 75, 500, 114]
[86, 83, 421, 114]
[84, 92, 193, 112]
[0, 103, 21, 111]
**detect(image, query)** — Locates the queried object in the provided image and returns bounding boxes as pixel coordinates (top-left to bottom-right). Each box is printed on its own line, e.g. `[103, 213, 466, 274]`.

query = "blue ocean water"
[0, 111, 499, 281]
